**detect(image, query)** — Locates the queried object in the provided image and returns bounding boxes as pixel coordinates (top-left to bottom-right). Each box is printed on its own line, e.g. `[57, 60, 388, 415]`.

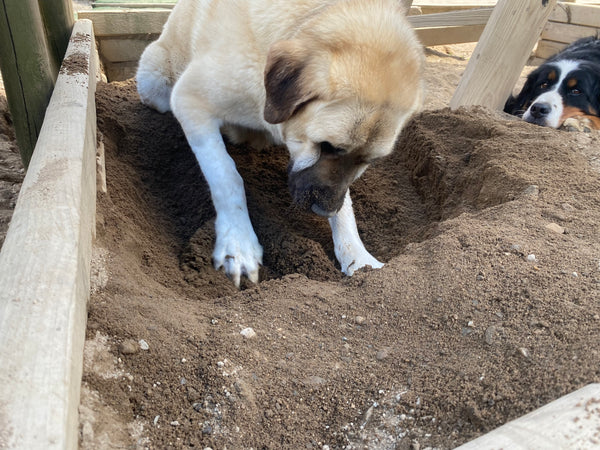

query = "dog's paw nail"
[248, 270, 260, 284]
[232, 272, 242, 289]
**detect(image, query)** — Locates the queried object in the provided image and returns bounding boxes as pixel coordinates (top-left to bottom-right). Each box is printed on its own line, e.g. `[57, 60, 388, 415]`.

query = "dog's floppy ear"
[264, 40, 315, 124]
[504, 76, 536, 116]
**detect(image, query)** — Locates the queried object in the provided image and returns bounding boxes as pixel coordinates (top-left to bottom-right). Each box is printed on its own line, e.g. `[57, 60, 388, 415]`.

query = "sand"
[1, 44, 599, 449]
[76, 47, 600, 449]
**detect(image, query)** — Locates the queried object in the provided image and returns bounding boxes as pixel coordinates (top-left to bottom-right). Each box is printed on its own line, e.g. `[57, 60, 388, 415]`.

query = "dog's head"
[504, 60, 600, 129]
[263, 6, 424, 217]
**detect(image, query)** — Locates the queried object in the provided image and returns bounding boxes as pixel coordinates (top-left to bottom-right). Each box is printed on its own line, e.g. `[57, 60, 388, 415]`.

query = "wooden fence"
[0, 0, 75, 167]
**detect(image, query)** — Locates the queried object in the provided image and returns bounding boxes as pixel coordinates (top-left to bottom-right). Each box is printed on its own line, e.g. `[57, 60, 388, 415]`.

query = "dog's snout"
[530, 102, 552, 118]
[289, 178, 345, 217]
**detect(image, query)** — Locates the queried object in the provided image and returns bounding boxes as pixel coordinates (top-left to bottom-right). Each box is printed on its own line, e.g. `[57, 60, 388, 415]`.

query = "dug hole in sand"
[81, 48, 600, 449]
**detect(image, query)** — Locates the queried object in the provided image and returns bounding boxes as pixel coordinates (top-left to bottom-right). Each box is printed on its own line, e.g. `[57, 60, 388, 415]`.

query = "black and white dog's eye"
[540, 82, 549, 89]
[320, 141, 346, 156]
[570, 88, 582, 95]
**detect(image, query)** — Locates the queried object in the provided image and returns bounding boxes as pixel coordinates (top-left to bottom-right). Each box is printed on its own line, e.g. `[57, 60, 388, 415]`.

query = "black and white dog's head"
[505, 37, 600, 129]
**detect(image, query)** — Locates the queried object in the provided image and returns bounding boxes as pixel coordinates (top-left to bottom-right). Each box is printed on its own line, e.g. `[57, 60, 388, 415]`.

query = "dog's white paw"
[561, 116, 593, 133]
[213, 219, 263, 288]
[340, 251, 384, 277]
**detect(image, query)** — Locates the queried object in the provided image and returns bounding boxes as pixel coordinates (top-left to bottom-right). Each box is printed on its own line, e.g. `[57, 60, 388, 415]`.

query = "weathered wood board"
[533, 2, 600, 63]
[457, 384, 600, 449]
[451, 0, 558, 110]
[0, 19, 97, 450]
[81, 7, 494, 81]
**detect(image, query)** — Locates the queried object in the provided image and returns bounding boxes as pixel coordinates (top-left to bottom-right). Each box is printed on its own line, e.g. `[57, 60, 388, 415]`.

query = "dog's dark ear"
[504, 76, 536, 115]
[503, 95, 519, 115]
[264, 40, 315, 124]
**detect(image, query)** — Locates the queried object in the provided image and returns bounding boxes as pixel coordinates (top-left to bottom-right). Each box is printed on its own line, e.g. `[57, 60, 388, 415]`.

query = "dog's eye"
[570, 88, 582, 95]
[540, 82, 549, 89]
[320, 141, 346, 156]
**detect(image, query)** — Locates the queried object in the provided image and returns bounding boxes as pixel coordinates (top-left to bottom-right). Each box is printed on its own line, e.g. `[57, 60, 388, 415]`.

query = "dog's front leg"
[188, 129, 263, 287]
[329, 191, 384, 276]
[171, 93, 262, 288]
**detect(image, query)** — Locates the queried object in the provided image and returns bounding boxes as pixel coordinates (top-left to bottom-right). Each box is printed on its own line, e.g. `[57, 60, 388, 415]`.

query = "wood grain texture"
[549, 2, 600, 28]
[0, 0, 57, 166]
[415, 24, 487, 45]
[408, 7, 493, 27]
[78, 9, 171, 35]
[450, 0, 558, 110]
[541, 20, 599, 43]
[457, 384, 600, 449]
[0, 19, 97, 450]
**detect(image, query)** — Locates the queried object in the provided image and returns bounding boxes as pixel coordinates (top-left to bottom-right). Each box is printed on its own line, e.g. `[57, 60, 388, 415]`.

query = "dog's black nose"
[530, 102, 551, 118]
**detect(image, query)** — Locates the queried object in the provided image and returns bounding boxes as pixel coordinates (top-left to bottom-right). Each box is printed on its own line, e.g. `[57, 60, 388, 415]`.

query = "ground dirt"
[79, 46, 600, 449]
[1, 43, 600, 449]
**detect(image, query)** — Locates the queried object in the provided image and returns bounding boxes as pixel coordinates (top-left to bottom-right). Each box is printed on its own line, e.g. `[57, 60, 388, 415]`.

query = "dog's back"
[546, 36, 600, 66]
[137, 0, 416, 115]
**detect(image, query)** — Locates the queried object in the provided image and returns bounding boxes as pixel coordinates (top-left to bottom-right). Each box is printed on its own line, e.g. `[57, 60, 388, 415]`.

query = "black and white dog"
[505, 36, 600, 130]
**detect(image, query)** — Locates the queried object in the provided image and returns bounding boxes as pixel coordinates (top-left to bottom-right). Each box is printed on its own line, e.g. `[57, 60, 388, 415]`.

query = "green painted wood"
[0, 0, 57, 167]
[39, 0, 75, 67]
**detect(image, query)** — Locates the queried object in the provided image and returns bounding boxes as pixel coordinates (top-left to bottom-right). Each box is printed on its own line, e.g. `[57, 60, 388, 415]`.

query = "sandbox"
[81, 74, 600, 448]
[1, 5, 600, 449]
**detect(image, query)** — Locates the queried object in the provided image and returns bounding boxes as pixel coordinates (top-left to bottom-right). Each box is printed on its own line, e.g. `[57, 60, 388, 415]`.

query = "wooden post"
[450, 0, 558, 111]
[0, 19, 97, 450]
[39, 0, 75, 68]
[0, 0, 58, 167]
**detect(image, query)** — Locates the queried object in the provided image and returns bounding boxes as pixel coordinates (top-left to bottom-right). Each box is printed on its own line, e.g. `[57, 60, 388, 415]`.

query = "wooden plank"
[450, 0, 558, 111]
[78, 9, 171, 35]
[93, 0, 175, 3]
[541, 20, 599, 43]
[415, 24, 486, 45]
[0, 0, 57, 167]
[535, 39, 568, 59]
[457, 384, 600, 449]
[408, 7, 493, 27]
[0, 19, 97, 450]
[38, 0, 75, 67]
[92, 2, 176, 8]
[549, 2, 600, 27]
[417, 4, 495, 15]
[99, 37, 157, 62]
[104, 60, 139, 81]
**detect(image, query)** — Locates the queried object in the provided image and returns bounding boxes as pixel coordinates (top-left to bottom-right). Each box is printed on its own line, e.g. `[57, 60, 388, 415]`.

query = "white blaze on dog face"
[522, 60, 581, 128]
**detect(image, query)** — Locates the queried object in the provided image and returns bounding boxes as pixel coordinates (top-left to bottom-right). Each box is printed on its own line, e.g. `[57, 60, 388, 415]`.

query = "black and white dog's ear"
[503, 94, 520, 115]
[504, 76, 536, 116]
[263, 40, 316, 124]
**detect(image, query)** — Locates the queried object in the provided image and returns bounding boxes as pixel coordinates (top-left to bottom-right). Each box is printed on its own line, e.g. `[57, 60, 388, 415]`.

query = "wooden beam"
[408, 8, 494, 45]
[99, 36, 158, 62]
[38, 0, 75, 68]
[0, 19, 97, 450]
[456, 384, 600, 449]
[548, 2, 600, 27]
[534, 39, 568, 59]
[450, 0, 558, 111]
[0, 0, 57, 167]
[408, 7, 493, 27]
[541, 21, 599, 43]
[415, 24, 486, 46]
[78, 9, 171, 36]
[417, 4, 495, 15]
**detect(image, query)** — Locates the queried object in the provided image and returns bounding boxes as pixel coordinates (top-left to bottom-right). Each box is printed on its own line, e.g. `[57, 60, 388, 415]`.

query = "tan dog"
[136, 0, 424, 287]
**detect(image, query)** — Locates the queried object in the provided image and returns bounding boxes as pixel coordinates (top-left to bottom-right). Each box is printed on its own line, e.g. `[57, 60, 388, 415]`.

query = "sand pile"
[81, 71, 600, 448]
